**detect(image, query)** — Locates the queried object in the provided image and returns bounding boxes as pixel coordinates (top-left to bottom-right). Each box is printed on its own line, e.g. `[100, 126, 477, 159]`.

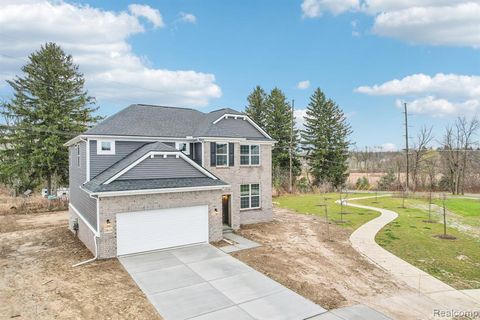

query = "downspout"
[73, 194, 100, 267]
[72, 235, 98, 267]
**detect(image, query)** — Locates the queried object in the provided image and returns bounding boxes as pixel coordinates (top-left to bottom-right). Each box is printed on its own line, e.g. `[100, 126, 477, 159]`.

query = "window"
[240, 184, 260, 209]
[97, 140, 115, 155]
[76, 145, 81, 167]
[216, 143, 228, 166]
[175, 142, 190, 155]
[240, 145, 260, 166]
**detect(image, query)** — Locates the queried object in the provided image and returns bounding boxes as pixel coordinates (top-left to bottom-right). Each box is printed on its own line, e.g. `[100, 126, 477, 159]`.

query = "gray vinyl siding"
[204, 118, 266, 139]
[69, 141, 97, 230]
[193, 142, 202, 165]
[162, 142, 175, 148]
[90, 140, 147, 178]
[117, 155, 206, 180]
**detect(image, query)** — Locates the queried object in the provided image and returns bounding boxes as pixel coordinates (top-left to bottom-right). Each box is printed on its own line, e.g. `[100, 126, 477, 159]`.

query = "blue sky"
[1, 0, 479, 150]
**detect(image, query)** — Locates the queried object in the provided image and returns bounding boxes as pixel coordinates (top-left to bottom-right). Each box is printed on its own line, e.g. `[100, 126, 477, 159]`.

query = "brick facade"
[204, 142, 273, 227]
[92, 189, 223, 258]
[69, 141, 273, 259]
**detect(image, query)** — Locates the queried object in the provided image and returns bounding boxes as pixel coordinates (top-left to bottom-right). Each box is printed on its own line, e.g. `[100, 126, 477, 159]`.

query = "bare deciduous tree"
[410, 126, 434, 191]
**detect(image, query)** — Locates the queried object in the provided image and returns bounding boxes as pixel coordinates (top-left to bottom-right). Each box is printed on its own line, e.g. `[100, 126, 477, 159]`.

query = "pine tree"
[302, 88, 351, 189]
[0, 42, 100, 194]
[245, 86, 268, 129]
[265, 88, 301, 185]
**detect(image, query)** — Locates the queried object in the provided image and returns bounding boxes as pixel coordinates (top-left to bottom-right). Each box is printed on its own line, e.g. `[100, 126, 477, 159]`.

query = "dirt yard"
[232, 207, 415, 312]
[0, 211, 160, 319]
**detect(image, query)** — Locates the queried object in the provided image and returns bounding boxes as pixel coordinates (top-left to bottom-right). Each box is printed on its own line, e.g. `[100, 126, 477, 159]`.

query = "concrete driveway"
[119, 244, 326, 320]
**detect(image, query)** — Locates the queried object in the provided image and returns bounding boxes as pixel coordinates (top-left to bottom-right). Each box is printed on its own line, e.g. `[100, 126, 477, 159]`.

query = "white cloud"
[355, 73, 480, 99]
[128, 4, 164, 28]
[301, 0, 359, 17]
[395, 97, 480, 117]
[0, 1, 221, 107]
[297, 80, 311, 90]
[372, 3, 480, 48]
[380, 143, 397, 152]
[301, 0, 480, 48]
[179, 12, 196, 24]
[294, 109, 308, 128]
[356, 73, 480, 117]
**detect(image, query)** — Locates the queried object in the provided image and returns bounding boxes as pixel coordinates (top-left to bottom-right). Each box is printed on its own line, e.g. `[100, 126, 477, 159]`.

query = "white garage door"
[116, 205, 209, 256]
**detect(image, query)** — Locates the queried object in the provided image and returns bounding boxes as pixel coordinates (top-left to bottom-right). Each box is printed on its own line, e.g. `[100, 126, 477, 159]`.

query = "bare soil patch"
[232, 207, 414, 310]
[0, 211, 160, 319]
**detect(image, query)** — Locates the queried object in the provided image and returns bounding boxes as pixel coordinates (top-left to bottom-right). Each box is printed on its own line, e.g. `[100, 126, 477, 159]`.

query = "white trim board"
[90, 184, 230, 197]
[69, 203, 100, 236]
[64, 134, 275, 147]
[85, 138, 90, 182]
[65, 135, 197, 146]
[104, 151, 218, 185]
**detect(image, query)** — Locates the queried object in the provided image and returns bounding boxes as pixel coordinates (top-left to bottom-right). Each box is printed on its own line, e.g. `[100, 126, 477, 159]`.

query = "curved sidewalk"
[344, 197, 480, 318]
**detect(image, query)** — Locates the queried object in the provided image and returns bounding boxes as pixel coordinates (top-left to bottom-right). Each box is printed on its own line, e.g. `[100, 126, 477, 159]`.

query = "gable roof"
[82, 141, 227, 194]
[86, 141, 177, 186]
[82, 104, 272, 141]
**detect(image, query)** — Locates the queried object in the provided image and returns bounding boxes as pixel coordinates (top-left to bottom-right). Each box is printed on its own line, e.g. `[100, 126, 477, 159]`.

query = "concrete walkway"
[344, 196, 480, 319]
[218, 233, 261, 253]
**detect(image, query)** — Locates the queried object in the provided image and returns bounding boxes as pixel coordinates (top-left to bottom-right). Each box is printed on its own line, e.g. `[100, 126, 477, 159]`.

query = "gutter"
[85, 184, 231, 198]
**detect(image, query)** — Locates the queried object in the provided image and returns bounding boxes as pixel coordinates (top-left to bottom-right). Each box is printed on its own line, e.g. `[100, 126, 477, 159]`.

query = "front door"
[222, 194, 230, 225]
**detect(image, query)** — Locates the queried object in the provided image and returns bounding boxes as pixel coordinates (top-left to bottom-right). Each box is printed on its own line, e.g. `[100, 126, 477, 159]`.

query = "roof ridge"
[208, 107, 242, 113]
[134, 104, 202, 112]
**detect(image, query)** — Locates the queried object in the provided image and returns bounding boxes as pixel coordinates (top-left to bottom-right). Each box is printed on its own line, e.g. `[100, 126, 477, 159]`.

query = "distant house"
[65, 104, 274, 258]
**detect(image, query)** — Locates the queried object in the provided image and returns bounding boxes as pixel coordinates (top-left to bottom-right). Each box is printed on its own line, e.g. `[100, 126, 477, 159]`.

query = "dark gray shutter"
[229, 143, 234, 166]
[210, 142, 216, 166]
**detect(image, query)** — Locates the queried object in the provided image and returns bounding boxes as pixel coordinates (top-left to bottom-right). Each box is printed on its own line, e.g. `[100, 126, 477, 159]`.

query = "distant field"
[275, 193, 379, 231]
[353, 196, 480, 289]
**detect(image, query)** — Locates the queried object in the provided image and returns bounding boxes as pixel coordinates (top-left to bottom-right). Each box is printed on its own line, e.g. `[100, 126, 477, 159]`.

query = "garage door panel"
[117, 205, 209, 256]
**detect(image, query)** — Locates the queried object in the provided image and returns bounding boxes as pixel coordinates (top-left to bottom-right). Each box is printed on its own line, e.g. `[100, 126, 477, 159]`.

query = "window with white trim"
[97, 140, 115, 155]
[176, 142, 190, 155]
[240, 184, 260, 209]
[216, 143, 228, 166]
[240, 145, 260, 166]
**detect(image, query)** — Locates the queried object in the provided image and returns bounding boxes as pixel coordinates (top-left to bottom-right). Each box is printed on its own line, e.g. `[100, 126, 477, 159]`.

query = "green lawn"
[275, 193, 380, 230]
[431, 198, 480, 228]
[353, 196, 480, 289]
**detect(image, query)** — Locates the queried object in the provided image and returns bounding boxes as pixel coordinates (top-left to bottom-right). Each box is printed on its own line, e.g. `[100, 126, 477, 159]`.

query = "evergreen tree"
[245, 86, 268, 129]
[265, 88, 301, 185]
[302, 88, 351, 188]
[0, 42, 100, 194]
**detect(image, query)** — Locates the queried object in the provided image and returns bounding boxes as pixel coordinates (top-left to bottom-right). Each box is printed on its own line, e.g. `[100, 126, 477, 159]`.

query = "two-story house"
[65, 104, 274, 258]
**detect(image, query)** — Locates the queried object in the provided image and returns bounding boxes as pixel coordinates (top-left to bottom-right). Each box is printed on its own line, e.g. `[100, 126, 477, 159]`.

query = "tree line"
[349, 117, 480, 195]
[245, 86, 351, 192]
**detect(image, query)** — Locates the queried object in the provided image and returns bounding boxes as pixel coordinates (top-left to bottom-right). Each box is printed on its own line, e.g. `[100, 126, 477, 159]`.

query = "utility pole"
[289, 99, 294, 193]
[404, 102, 409, 192]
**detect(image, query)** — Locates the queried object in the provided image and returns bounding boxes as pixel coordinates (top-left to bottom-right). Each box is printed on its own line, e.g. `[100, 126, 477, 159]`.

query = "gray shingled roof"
[84, 177, 228, 193]
[84, 104, 268, 139]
